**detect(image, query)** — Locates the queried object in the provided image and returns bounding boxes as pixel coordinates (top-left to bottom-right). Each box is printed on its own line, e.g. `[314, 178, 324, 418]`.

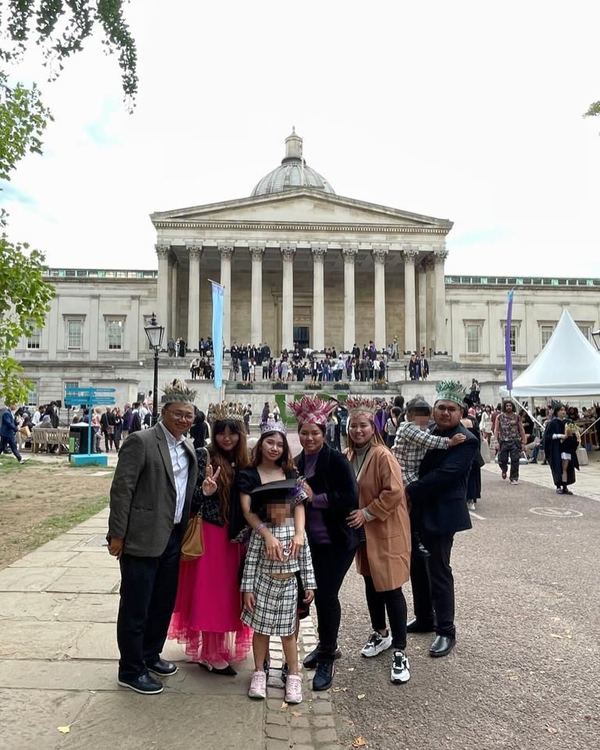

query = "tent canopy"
[501, 310, 600, 397]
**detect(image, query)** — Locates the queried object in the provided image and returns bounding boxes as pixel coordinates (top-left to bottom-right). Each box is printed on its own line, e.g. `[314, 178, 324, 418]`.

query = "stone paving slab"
[0, 620, 88, 660]
[59, 552, 121, 569]
[0, 688, 92, 750]
[10, 550, 83, 568]
[0, 592, 75, 620]
[45, 568, 121, 594]
[0, 566, 67, 592]
[54, 593, 118, 623]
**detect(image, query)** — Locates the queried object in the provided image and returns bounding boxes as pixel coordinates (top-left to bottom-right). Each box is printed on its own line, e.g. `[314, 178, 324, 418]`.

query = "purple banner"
[505, 290, 514, 392]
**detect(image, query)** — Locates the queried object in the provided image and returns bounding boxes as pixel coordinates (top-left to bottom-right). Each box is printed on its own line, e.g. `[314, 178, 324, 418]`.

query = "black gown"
[543, 417, 579, 487]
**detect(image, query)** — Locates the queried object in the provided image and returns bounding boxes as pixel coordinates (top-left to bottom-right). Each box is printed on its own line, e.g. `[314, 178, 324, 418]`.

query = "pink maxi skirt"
[169, 521, 252, 664]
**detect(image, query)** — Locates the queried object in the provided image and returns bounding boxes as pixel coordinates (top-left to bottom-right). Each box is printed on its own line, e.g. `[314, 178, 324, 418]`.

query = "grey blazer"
[107, 425, 199, 557]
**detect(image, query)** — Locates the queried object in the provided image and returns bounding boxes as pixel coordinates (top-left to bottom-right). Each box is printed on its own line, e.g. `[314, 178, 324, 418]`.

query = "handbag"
[181, 514, 204, 560]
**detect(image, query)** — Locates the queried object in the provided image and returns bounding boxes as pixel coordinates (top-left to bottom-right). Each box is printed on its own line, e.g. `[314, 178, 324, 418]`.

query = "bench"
[31, 427, 70, 454]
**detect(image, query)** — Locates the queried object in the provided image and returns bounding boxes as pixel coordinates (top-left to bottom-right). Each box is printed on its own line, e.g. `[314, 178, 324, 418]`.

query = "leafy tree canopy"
[0, 0, 138, 102]
[584, 101, 600, 118]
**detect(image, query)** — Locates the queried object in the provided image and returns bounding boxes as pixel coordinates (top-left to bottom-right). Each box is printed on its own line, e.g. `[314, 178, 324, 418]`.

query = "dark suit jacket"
[0, 410, 17, 438]
[296, 443, 360, 551]
[108, 425, 198, 557]
[408, 423, 478, 536]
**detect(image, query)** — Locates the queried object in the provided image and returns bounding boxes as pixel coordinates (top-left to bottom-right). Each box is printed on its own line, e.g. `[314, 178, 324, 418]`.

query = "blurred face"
[299, 423, 325, 453]
[504, 402, 514, 413]
[261, 433, 284, 463]
[433, 400, 462, 430]
[348, 415, 375, 447]
[162, 403, 195, 438]
[557, 407, 567, 419]
[215, 426, 240, 453]
[268, 502, 291, 525]
[411, 414, 431, 430]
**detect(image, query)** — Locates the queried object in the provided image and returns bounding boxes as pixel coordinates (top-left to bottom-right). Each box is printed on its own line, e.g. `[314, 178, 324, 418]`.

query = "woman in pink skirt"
[169, 413, 252, 674]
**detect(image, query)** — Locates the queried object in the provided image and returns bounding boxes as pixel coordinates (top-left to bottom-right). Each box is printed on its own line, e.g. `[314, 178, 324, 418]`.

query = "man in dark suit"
[406, 381, 477, 658]
[107, 384, 198, 694]
[0, 404, 25, 463]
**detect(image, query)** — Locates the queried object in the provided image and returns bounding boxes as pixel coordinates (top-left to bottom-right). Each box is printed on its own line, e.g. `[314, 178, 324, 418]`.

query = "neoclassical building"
[12, 131, 600, 407]
[151, 130, 451, 355]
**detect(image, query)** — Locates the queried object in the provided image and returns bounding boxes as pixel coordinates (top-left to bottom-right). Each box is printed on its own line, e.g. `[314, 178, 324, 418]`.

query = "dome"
[251, 129, 335, 197]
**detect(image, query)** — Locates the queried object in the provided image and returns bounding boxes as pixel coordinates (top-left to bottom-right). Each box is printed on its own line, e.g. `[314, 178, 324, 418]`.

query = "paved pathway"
[0, 503, 340, 750]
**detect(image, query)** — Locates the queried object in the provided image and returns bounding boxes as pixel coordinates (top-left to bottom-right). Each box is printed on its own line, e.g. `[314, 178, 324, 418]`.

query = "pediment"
[151, 190, 452, 231]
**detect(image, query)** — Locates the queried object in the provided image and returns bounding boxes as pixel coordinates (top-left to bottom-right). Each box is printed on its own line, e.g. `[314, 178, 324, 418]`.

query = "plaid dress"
[392, 422, 452, 485]
[241, 523, 316, 636]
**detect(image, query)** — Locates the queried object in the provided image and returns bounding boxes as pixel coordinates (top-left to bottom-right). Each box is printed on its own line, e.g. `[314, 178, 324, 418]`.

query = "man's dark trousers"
[117, 525, 182, 680]
[410, 531, 455, 637]
[498, 440, 521, 480]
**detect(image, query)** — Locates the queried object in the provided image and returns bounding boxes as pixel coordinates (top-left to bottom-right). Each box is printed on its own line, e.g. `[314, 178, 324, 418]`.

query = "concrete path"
[0, 506, 339, 750]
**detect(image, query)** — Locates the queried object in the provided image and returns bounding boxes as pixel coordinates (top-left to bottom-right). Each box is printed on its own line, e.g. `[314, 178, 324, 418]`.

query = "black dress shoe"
[303, 645, 342, 670]
[199, 661, 237, 676]
[406, 618, 435, 633]
[146, 658, 178, 676]
[429, 635, 456, 658]
[312, 661, 335, 691]
[118, 672, 163, 694]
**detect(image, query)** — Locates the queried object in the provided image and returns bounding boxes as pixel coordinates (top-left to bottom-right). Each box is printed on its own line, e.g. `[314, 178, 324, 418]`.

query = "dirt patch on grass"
[0, 456, 113, 570]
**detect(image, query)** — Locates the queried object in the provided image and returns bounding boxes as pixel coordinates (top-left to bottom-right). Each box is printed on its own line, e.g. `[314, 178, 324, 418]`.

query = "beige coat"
[345, 444, 411, 592]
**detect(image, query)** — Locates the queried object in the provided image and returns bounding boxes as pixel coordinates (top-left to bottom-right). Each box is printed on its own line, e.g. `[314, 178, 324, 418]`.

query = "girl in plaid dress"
[241, 480, 316, 704]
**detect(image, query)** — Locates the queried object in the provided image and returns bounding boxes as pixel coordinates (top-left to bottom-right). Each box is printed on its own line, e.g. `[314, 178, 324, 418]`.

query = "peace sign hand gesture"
[202, 464, 221, 496]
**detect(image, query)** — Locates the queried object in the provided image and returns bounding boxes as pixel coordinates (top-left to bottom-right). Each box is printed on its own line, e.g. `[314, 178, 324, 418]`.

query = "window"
[577, 323, 592, 342]
[27, 326, 41, 349]
[66, 318, 83, 350]
[540, 324, 555, 348]
[105, 316, 125, 350]
[27, 383, 38, 407]
[502, 322, 519, 354]
[464, 322, 482, 354]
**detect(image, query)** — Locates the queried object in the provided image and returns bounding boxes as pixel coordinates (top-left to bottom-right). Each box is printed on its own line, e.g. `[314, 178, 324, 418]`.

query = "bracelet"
[256, 522, 267, 532]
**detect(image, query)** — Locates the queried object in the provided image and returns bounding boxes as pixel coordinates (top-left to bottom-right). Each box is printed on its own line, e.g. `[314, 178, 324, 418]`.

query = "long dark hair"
[209, 419, 250, 519]
[253, 430, 295, 474]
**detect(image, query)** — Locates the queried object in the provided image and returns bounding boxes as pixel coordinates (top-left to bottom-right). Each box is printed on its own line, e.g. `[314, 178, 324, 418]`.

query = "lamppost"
[144, 313, 165, 425]
[592, 329, 600, 351]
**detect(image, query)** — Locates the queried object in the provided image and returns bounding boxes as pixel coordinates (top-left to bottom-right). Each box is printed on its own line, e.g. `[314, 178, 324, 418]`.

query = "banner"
[211, 281, 224, 390]
[505, 289, 514, 392]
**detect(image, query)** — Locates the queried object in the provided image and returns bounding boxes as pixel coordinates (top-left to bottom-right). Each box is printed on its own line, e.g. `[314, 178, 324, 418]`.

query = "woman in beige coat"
[345, 399, 412, 684]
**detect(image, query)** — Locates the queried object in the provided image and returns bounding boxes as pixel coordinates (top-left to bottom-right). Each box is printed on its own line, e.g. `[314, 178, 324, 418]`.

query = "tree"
[0, 1, 138, 403]
[584, 101, 600, 118]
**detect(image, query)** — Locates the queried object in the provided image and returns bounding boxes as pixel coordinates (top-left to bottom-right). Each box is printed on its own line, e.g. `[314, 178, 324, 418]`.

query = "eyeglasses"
[435, 405, 459, 413]
[167, 411, 195, 422]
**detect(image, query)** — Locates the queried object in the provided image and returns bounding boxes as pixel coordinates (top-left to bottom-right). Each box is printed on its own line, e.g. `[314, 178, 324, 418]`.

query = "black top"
[408, 423, 478, 536]
[238, 467, 297, 519]
[295, 443, 360, 551]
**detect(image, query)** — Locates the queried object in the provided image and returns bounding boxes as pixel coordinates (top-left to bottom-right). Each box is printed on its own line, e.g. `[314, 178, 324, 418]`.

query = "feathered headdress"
[435, 380, 466, 406]
[345, 396, 378, 417]
[208, 401, 245, 425]
[287, 395, 337, 426]
[161, 379, 196, 405]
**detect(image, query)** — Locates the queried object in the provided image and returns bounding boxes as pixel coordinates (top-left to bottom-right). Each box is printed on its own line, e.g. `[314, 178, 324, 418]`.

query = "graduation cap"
[249, 478, 301, 513]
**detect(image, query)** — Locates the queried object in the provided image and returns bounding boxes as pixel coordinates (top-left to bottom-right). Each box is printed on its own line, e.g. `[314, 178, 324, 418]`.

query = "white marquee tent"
[502, 310, 600, 398]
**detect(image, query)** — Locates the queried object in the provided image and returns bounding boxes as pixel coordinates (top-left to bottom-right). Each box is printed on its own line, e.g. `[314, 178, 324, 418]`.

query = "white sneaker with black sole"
[361, 631, 393, 658]
[390, 650, 410, 684]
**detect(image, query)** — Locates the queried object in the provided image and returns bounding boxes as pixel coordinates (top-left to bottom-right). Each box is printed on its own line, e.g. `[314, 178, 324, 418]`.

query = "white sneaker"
[19, 457, 28, 463]
[390, 650, 410, 684]
[248, 670, 267, 699]
[510, 479, 519, 485]
[361, 631, 393, 658]
[284, 674, 303, 704]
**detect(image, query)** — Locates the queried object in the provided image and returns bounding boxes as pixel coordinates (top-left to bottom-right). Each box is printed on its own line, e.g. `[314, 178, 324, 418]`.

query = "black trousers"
[311, 543, 355, 661]
[498, 440, 521, 480]
[410, 531, 455, 638]
[364, 576, 407, 650]
[116, 526, 182, 680]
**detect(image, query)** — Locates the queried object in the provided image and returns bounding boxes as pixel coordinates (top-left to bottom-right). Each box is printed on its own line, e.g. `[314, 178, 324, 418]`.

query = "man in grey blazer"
[107, 385, 198, 694]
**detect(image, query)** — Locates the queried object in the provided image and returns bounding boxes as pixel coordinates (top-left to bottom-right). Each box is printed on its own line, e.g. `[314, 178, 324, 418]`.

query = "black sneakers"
[118, 672, 163, 695]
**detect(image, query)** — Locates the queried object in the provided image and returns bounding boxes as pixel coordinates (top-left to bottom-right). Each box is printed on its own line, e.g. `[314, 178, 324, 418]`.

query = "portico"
[151, 132, 452, 354]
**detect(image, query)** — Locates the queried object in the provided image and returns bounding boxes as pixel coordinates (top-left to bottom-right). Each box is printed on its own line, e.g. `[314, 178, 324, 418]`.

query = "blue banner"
[505, 289, 514, 392]
[211, 281, 224, 390]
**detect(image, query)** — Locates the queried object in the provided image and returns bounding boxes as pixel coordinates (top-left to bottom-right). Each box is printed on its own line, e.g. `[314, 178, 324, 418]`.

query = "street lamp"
[592, 329, 600, 351]
[144, 313, 165, 425]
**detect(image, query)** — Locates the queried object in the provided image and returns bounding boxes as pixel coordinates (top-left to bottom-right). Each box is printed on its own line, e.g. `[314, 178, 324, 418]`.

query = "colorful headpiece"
[345, 396, 377, 417]
[434, 380, 466, 406]
[208, 401, 245, 425]
[161, 380, 196, 405]
[261, 417, 287, 435]
[287, 396, 337, 426]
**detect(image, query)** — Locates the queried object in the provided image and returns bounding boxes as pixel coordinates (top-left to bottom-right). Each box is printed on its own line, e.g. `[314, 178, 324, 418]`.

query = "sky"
[2, 0, 600, 276]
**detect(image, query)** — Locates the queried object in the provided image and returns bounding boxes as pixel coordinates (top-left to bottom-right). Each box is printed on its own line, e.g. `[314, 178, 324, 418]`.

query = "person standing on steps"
[405, 381, 478, 659]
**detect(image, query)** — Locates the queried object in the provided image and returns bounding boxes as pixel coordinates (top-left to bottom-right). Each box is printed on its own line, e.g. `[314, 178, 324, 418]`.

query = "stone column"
[403, 245, 419, 353]
[342, 245, 358, 352]
[311, 243, 327, 351]
[249, 244, 265, 344]
[89, 294, 99, 359]
[417, 259, 428, 351]
[218, 244, 234, 348]
[130, 295, 140, 359]
[280, 244, 296, 351]
[170, 256, 178, 339]
[433, 246, 449, 353]
[372, 245, 389, 350]
[187, 243, 202, 350]
[156, 244, 170, 343]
